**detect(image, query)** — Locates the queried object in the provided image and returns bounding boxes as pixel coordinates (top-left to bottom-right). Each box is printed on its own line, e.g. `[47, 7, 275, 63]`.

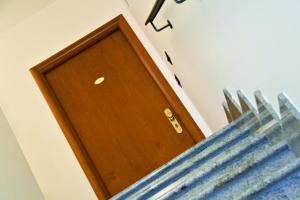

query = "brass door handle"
[164, 108, 183, 134]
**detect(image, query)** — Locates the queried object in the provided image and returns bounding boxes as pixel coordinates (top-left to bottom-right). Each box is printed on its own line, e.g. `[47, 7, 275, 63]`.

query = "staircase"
[112, 89, 300, 200]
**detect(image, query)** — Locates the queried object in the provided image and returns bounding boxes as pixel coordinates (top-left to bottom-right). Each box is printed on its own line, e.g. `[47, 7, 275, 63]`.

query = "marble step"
[112, 111, 257, 200]
[113, 119, 265, 199]
[124, 103, 282, 200]
[243, 157, 300, 200]
[237, 132, 300, 200]
[156, 127, 275, 199]
[147, 122, 285, 200]
[159, 103, 298, 200]
[189, 134, 299, 200]
[113, 95, 278, 200]
[112, 91, 300, 200]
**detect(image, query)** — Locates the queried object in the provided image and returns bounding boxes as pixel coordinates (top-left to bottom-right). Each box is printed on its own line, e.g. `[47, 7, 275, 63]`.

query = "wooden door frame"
[30, 15, 205, 199]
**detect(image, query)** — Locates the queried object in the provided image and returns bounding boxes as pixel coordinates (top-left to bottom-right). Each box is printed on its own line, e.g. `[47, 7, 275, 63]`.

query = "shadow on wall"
[0, 108, 44, 200]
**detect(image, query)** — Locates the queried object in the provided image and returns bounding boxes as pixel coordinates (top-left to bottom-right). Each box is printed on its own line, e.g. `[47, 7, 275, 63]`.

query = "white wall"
[0, 108, 44, 200]
[0, 0, 210, 199]
[0, 0, 55, 33]
[0, 0, 123, 199]
[2, 0, 299, 198]
[125, 0, 300, 132]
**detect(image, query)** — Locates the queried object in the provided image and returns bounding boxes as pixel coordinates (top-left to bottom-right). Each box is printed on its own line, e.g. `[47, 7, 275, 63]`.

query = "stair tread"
[202, 143, 295, 200]
[135, 128, 253, 199]
[111, 91, 300, 200]
[140, 132, 269, 200]
[113, 112, 277, 200]
[128, 117, 280, 199]
[241, 157, 300, 200]
[161, 135, 270, 200]
[112, 116, 252, 199]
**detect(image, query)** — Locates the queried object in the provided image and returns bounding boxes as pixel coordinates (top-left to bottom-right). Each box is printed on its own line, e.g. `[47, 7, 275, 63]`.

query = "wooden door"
[30, 15, 205, 199]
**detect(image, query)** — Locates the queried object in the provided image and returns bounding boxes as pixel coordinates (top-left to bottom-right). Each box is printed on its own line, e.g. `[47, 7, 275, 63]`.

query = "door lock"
[164, 108, 183, 134]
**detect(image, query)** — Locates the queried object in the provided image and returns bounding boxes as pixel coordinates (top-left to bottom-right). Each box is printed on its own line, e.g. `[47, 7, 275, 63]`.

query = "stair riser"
[203, 146, 295, 200]
[162, 137, 270, 200]
[135, 114, 283, 199]
[112, 91, 300, 200]
[251, 168, 300, 200]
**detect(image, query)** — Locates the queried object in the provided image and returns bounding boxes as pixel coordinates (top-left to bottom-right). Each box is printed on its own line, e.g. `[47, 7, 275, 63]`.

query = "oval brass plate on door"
[164, 108, 183, 134]
[94, 77, 105, 85]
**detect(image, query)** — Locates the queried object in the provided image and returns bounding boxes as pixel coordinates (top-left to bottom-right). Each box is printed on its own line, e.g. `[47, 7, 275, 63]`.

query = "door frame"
[30, 15, 205, 199]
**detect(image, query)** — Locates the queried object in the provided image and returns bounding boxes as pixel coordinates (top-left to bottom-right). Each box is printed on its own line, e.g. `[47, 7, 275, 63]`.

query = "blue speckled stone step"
[245, 158, 300, 200]
[112, 91, 300, 200]
[234, 157, 300, 200]
[137, 122, 280, 200]
[113, 112, 278, 200]
[112, 111, 259, 200]
[193, 137, 298, 200]
[156, 127, 278, 199]
[160, 110, 296, 200]
[238, 133, 300, 200]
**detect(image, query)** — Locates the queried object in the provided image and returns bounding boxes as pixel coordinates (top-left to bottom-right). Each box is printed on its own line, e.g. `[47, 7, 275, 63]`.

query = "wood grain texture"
[30, 15, 205, 199]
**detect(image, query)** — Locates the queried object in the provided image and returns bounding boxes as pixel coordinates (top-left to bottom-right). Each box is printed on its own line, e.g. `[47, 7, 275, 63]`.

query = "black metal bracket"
[145, 0, 187, 32]
[145, 0, 172, 32]
[149, 20, 173, 32]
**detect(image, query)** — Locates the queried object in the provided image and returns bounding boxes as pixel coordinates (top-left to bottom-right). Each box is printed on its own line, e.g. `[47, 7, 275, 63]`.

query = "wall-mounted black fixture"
[174, 0, 187, 3]
[145, 0, 173, 32]
[145, 0, 187, 32]
[165, 51, 173, 65]
[174, 74, 182, 88]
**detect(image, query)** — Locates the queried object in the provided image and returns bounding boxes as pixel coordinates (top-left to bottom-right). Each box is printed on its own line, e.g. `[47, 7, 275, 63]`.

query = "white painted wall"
[125, 0, 300, 132]
[0, 0, 124, 199]
[0, 0, 210, 199]
[2, 0, 300, 198]
[0, 108, 44, 200]
[0, 0, 55, 33]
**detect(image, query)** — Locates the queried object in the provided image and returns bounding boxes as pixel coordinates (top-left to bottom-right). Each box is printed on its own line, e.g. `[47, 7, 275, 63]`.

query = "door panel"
[46, 30, 195, 195]
[31, 15, 205, 199]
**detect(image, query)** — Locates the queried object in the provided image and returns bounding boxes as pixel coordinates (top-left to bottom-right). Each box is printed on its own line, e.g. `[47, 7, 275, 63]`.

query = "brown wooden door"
[30, 15, 205, 199]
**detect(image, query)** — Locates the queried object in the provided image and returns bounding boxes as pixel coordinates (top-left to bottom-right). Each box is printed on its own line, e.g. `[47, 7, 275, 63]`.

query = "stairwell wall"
[0, 0, 211, 199]
[0, 108, 44, 200]
[125, 0, 300, 131]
